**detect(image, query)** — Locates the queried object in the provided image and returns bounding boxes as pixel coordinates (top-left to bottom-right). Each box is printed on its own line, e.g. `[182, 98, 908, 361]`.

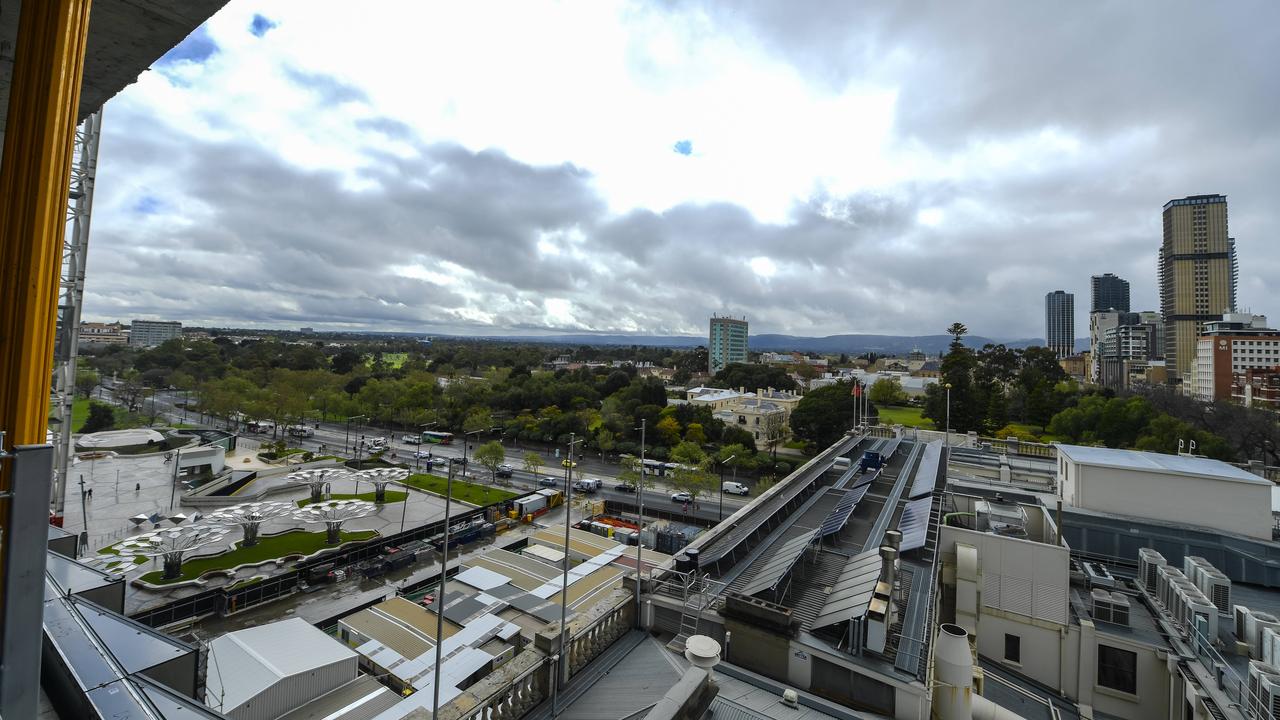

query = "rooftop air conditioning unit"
[1239, 606, 1255, 643]
[1256, 613, 1280, 660]
[1185, 593, 1219, 642]
[1249, 661, 1280, 720]
[1203, 569, 1233, 617]
[1266, 628, 1280, 668]
[1139, 549, 1166, 592]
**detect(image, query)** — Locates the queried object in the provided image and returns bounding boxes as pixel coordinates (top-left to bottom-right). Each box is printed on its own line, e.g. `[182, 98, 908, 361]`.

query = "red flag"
[853, 383, 862, 397]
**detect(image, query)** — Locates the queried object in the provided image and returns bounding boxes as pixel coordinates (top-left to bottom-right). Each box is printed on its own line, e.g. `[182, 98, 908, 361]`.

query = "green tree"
[655, 415, 681, 445]
[80, 401, 115, 433]
[711, 363, 798, 392]
[684, 422, 707, 444]
[75, 367, 100, 398]
[790, 382, 859, 448]
[868, 377, 908, 406]
[669, 441, 713, 507]
[522, 451, 544, 477]
[474, 440, 506, 483]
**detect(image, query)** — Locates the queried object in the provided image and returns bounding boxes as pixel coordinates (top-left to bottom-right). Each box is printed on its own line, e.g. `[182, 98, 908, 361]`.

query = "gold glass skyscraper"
[1159, 194, 1238, 379]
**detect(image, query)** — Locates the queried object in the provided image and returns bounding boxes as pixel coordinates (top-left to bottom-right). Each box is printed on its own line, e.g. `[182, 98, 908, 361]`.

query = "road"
[96, 382, 753, 519]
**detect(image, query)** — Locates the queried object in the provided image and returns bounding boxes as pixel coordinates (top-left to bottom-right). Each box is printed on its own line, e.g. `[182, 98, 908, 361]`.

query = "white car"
[414, 450, 433, 459]
[402, 435, 421, 444]
[671, 492, 693, 503]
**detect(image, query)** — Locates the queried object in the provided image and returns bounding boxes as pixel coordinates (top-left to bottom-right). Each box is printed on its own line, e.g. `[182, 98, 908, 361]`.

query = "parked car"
[722, 481, 750, 496]
[496, 464, 513, 478]
[614, 482, 636, 493]
[539, 476, 560, 488]
[671, 492, 692, 503]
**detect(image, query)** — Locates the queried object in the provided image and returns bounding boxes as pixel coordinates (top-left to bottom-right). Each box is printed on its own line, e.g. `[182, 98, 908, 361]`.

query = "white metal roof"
[205, 617, 356, 714]
[1057, 444, 1268, 485]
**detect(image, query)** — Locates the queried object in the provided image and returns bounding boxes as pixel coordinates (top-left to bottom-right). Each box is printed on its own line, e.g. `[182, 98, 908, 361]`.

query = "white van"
[573, 478, 602, 493]
[722, 481, 750, 496]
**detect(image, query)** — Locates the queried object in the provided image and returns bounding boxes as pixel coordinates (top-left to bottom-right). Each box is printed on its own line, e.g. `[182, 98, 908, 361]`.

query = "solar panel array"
[810, 549, 884, 630]
[738, 530, 817, 597]
[908, 440, 944, 499]
[818, 484, 872, 538]
[853, 468, 878, 488]
[898, 496, 934, 551]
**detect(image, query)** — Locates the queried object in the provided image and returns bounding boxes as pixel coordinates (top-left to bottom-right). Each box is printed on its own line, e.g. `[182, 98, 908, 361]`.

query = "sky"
[84, 0, 1280, 340]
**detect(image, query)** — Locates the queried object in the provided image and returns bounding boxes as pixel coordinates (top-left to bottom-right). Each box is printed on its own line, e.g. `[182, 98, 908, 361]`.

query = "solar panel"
[898, 496, 934, 551]
[908, 441, 944, 499]
[738, 530, 817, 597]
[818, 484, 872, 537]
[852, 469, 878, 488]
[810, 550, 883, 630]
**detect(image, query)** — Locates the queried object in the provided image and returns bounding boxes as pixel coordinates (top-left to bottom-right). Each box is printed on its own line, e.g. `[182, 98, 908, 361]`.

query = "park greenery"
[83, 337, 795, 474]
[82, 327, 1280, 468]
[135, 529, 378, 584]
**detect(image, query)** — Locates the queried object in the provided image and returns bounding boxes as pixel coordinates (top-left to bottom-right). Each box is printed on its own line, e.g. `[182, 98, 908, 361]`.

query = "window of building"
[1004, 634, 1021, 664]
[1098, 645, 1137, 695]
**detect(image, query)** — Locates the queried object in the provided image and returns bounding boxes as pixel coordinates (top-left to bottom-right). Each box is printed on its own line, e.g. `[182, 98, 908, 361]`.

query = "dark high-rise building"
[1159, 194, 1237, 379]
[1090, 273, 1130, 313]
[1045, 290, 1075, 359]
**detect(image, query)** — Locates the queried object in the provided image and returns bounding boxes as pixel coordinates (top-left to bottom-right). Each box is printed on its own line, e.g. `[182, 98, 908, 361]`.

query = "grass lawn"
[367, 352, 408, 369]
[403, 473, 519, 506]
[296, 490, 408, 507]
[876, 405, 934, 428]
[139, 529, 378, 585]
[71, 397, 91, 432]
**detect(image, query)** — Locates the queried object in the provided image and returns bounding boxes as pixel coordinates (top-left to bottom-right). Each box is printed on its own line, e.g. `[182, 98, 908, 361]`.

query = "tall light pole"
[635, 419, 646, 629]
[553, 432, 583, 715]
[344, 414, 365, 456]
[718, 454, 736, 521]
[431, 451, 462, 720]
[944, 382, 952, 447]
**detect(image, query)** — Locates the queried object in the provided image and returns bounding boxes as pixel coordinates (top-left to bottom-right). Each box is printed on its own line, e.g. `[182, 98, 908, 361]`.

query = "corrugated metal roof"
[276, 676, 400, 720]
[206, 618, 356, 714]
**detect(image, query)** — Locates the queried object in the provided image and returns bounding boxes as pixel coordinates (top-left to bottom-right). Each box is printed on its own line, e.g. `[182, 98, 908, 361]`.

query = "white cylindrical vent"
[684, 635, 722, 679]
[934, 623, 973, 720]
[884, 529, 902, 551]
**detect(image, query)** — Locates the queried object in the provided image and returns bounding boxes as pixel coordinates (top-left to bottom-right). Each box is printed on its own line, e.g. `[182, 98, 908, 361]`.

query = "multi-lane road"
[96, 382, 753, 521]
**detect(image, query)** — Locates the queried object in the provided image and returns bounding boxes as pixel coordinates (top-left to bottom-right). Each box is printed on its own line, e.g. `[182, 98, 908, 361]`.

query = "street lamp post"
[554, 432, 583, 714]
[944, 382, 953, 447]
[718, 454, 736, 521]
[635, 421, 646, 627]
[431, 457, 460, 720]
[344, 415, 365, 456]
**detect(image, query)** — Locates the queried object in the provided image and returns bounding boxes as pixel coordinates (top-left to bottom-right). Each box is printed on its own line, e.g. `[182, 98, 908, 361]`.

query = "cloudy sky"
[84, 0, 1280, 340]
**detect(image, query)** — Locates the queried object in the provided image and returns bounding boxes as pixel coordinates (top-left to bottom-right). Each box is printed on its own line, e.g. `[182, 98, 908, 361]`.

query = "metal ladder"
[667, 572, 710, 653]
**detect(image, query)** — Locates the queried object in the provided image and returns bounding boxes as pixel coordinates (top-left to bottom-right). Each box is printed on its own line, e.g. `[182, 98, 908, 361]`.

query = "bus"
[421, 431, 454, 445]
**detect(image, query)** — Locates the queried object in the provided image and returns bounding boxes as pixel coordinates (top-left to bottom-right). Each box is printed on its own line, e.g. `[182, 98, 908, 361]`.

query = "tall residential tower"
[1090, 273, 1130, 313]
[1045, 290, 1075, 359]
[1159, 194, 1238, 379]
[708, 314, 748, 374]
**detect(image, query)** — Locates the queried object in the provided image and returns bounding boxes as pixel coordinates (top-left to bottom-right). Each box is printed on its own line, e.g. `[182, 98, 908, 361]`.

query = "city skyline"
[80, 1, 1280, 340]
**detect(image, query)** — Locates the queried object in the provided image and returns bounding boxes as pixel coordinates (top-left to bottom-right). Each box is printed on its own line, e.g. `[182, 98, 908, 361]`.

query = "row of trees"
[85, 337, 783, 469]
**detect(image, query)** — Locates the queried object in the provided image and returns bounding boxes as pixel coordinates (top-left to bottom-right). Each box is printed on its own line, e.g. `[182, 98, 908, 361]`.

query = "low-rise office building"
[1190, 313, 1280, 402]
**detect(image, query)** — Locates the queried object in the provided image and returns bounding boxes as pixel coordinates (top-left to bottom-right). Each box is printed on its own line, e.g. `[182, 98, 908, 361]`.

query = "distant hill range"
[441, 332, 1091, 356]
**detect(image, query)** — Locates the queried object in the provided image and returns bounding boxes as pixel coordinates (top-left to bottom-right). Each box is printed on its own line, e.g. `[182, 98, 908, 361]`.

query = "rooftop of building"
[1056, 443, 1269, 485]
[206, 617, 357, 713]
[1164, 193, 1227, 209]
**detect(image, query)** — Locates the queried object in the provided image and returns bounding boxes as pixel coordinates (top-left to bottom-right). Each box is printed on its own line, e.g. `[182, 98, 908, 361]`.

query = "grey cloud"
[282, 66, 369, 106]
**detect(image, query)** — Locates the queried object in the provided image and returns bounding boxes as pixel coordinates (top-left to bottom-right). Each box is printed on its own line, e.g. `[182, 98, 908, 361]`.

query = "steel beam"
[0, 2, 94, 717]
[1, 444, 54, 720]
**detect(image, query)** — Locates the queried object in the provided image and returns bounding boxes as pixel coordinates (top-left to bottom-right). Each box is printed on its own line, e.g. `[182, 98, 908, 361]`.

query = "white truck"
[287, 425, 314, 438]
[573, 477, 602, 493]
